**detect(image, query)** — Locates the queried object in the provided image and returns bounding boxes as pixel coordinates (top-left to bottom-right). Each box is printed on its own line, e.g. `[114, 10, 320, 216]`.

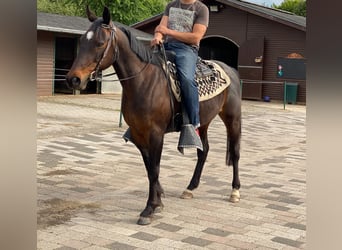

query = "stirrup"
[123, 127, 132, 142]
[177, 124, 203, 154]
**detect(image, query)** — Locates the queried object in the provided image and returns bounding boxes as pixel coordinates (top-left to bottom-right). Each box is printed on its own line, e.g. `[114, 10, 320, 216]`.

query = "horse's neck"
[112, 30, 145, 85]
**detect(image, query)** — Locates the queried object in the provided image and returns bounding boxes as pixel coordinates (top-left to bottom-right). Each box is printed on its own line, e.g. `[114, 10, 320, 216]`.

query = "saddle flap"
[195, 58, 213, 78]
[166, 50, 176, 63]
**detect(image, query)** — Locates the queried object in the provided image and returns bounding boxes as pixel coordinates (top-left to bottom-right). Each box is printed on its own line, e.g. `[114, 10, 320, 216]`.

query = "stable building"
[37, 1, 306, 103]
[37, 12, 152, 96]
[132, 0, 306, 103]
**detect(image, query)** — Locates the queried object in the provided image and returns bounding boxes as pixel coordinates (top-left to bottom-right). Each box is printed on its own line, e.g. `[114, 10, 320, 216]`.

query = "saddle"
[164, 51, 231, 102]
[165, 50, 213, 80]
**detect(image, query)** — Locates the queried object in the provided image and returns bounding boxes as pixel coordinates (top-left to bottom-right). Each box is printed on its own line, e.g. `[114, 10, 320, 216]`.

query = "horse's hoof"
[180, 189, 193, 199]
[137, 216, 152, 225]
[229, 188, 240, 203]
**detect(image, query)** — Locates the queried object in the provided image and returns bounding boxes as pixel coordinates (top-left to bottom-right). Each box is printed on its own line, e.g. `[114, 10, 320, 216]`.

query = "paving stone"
[130, 232, 160, 242]
[150, 238, 188, 249]
[81, 235, 114, 246]
[266, 204, 290, 211]
[153, 222, 182, 232]
[206, 242, 237, 250]
[82, 246, 110, 250]
[224, 238, 257, 249]
[37, 241, 62, 250]
[202, 227, 231, 237]
[37, 95, 306, 249]
[285, 222, 306, 231]
[54, 247, 77, 250]
[271, 236, 304, 248]
[105, 242, 137, 250]
[181, 236, 212, 247]
[69, 187, 93, 193]
[59, 239, 91, 249]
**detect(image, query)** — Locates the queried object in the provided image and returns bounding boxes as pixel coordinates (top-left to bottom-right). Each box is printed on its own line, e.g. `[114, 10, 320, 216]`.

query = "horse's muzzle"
[66, 76, 81, 90]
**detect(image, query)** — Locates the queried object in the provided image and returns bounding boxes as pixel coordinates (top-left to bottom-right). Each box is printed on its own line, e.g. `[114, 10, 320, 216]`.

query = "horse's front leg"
[136, 134, 165, 225]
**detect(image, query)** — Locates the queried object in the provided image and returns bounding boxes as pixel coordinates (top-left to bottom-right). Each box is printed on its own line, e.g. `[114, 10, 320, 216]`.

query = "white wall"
[101, 67, 122, 94]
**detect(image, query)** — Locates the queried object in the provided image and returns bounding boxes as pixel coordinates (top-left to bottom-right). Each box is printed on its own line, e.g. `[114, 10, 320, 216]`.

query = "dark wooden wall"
[135, 3, 306, 103]
[207, 5, 306, 103]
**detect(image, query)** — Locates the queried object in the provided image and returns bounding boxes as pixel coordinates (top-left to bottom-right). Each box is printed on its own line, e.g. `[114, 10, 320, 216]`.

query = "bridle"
[89, 22, 153, 82]
[89, 23, 118, 81]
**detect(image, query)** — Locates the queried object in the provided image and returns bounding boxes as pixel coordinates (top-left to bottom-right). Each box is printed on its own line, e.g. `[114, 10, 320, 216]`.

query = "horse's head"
[66, 6, 116, 90]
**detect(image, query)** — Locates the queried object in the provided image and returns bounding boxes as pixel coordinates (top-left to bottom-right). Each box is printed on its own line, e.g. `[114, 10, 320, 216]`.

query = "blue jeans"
[164, 42, 200, 127]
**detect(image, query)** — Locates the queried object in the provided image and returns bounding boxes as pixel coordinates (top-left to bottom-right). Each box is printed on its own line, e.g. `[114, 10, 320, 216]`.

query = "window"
[277, 53, 306, 80]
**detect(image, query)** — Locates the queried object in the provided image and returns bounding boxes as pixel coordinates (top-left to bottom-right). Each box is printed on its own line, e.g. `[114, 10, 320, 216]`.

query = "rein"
[159, 44, 175, 129]
[90, 22, 153, 82]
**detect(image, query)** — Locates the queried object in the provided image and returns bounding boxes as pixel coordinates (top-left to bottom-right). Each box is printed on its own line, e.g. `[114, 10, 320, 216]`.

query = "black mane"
[119, 27, 162, 66]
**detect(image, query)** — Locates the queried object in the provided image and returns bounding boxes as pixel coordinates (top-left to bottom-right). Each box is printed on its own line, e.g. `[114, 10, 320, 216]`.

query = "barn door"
[238, 37, 264, 100]
[54, 37, 77, 94]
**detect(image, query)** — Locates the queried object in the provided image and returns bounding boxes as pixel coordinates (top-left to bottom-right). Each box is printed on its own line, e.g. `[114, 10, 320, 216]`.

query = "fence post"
[283, 81, 286, 110]
[119, 97, 123, 127]
[240, 80, 243, 99]
[119, 111, 123, 127]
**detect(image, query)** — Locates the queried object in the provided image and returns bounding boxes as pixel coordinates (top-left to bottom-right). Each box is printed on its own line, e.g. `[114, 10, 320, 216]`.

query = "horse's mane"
[119, 27, 162, 66]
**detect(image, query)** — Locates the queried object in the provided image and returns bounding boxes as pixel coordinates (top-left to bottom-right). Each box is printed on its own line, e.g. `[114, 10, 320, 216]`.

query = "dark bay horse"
[66, 6, 241, 225]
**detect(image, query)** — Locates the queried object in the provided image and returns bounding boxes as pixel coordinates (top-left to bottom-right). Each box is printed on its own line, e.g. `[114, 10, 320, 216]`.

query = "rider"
[151, 0, 209, 135]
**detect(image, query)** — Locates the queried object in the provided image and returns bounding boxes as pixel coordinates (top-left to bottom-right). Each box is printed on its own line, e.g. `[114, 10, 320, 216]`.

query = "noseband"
[89, 23, 118, 81]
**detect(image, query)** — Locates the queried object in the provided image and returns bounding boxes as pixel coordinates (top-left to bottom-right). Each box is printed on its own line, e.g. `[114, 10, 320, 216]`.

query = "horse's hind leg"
[220, 106, 241, 203]
[227, 118, 241, 202]
[180, 125, 209, 199]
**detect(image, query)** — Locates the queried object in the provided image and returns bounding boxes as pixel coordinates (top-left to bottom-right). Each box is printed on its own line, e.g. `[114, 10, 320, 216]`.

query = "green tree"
[272, 0, 306, 17]
[37, 0, 169, 25]
[37, 0, 84, 17]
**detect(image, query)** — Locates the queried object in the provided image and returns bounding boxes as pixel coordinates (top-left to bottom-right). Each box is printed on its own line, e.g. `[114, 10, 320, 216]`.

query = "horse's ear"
[103, 6, 111, 25]
[86, 5, 97, 22]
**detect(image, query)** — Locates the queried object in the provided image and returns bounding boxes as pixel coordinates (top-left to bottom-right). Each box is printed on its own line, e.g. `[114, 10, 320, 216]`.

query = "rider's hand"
[151, 38, 162, 47]
[150, 32, 163, 47]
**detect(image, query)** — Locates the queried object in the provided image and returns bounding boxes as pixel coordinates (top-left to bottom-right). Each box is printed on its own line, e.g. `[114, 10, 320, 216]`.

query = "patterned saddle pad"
[167, 58, 231, 102]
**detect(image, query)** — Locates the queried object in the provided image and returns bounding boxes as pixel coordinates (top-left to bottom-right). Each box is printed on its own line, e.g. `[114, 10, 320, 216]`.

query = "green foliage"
[272, 0, 306, 17]
[37, 0, 84, 17]
[37, 0, 169, 25]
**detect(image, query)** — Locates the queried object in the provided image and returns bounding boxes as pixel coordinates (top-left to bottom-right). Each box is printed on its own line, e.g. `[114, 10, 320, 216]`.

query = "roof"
[37, 12, 153, 39]
[132, 0, 306, 32]
[219, 0, 306, 31]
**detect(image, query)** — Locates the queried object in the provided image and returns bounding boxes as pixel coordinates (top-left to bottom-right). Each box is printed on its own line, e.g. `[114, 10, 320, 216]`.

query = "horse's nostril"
[71, 77, 81, 87]
[66, 76, 81, 89]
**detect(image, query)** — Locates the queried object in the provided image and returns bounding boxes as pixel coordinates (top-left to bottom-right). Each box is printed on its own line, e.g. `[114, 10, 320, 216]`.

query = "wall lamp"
[209, 5, 219, 12]
[209, 3, 223, 12]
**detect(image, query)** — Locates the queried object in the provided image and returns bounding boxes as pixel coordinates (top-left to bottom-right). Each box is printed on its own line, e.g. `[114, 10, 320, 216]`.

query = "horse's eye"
[96, 41, 105, 48]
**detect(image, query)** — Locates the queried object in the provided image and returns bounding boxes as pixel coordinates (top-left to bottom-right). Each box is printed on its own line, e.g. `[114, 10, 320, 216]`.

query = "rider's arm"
[160, 23, 207, 46]
[150, 16, 168, 46]
[151, 7, 208, 47]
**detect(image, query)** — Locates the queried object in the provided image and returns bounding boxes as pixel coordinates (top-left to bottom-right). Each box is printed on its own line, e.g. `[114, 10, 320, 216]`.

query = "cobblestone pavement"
[37, 94, 306, 249]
